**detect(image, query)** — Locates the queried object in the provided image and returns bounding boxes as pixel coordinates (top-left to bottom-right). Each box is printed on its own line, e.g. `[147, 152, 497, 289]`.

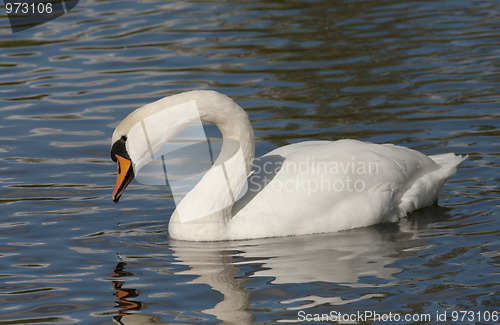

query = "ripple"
[0, 0, 499, 323]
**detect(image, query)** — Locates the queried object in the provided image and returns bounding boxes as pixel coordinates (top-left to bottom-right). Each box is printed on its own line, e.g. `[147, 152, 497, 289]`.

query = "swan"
[110, 90, 466, 241]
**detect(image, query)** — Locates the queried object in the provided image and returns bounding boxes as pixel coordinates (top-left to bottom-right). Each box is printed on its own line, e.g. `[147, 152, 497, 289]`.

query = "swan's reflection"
[111, 262, 144, 324]
[111, 262, 195, 325]
[112, 263, 141, 314]
[111, 206, 450, 324]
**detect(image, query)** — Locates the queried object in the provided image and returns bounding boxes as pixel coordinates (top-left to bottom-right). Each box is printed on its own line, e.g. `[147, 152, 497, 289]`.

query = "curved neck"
[115, 90, 254, 176]
[194, 91, 255, 175]
[122, 91, 254, 240]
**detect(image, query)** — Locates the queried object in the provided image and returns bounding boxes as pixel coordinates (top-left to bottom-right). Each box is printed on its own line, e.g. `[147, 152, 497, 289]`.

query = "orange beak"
[112, 154, 134, 203]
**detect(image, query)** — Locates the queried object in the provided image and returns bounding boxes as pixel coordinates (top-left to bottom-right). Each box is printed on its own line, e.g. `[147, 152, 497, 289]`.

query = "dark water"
[1, 0, 499, 324]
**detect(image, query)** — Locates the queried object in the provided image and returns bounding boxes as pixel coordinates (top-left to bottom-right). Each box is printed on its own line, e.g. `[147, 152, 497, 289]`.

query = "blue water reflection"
[0, 0, 499, 323]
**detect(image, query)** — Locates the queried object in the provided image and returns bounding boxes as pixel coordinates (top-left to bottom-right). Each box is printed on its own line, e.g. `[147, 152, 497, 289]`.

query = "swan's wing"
[230, 140, 465, 239]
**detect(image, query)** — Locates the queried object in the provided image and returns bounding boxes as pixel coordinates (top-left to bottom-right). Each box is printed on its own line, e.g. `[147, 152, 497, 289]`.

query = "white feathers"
[112, 90, 466, 241]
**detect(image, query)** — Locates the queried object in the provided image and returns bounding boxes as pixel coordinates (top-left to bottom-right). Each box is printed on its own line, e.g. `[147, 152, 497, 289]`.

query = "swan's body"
[111, 90, 466, 241]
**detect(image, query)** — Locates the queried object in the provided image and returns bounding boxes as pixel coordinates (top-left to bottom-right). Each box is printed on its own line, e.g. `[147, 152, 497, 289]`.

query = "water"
[0, 0, 499, 323]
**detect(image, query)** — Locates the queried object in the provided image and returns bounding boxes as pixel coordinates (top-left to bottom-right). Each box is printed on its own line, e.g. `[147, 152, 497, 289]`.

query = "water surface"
[0, 0, 499, 324]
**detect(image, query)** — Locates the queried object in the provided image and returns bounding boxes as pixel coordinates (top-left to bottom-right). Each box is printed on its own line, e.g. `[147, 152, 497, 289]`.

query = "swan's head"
[109, 96, 203, 203]
[109, 94, 205, 203]
[110, 135, 134, 203]
[109, 90, 254, 204]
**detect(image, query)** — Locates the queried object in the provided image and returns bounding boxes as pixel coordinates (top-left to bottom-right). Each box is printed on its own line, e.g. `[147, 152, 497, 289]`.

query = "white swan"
[111, 90, 466, 241]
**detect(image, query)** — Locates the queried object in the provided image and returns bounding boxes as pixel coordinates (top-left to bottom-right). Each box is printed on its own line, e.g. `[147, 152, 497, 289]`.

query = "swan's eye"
[111, 136, 129, 162]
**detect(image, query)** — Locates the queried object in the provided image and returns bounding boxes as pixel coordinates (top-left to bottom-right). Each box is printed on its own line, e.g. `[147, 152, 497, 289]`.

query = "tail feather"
[429, 153, 468, 178]
[399, 153, 467, 216]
